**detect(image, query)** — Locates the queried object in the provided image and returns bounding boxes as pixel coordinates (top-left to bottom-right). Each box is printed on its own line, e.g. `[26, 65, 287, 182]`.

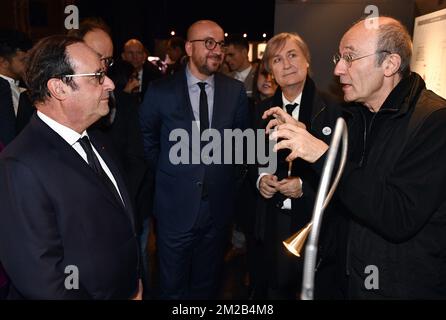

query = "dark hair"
[107, 59, 136, 91]
[225, 34, 249, 51]
[0, 29, 32, 59]
[252, 60, 277, 103]
[67, 17, 111, 39]
[25, 35, 82, 104]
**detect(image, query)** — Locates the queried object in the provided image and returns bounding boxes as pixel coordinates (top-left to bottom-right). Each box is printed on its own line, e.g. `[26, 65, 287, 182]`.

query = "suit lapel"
[32, 115, 132, 220]
[89, 133, 136, 232]
[211, 73, 225, 130]
[175, 70, 195, 135]
[0, 77, 17, 145]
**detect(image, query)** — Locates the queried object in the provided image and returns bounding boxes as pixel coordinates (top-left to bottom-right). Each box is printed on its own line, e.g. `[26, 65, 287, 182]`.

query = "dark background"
[76, 0, 276, 54]
[1, 0, 445, 94]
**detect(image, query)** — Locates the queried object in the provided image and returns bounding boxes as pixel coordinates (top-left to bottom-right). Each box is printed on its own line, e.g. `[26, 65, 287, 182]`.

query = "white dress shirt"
[234, 65, 252, 83]
[137, 69, 143, 93]
[0, 74, 25, 116]
[37, 111, 124, 204]
[257, 92, 304, 209]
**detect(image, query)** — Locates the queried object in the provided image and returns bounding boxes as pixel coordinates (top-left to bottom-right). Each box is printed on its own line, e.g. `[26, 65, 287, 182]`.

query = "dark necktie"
[275, 103, 299, 184]
[197, 82, 209, 133]
[77, 136, 123, 206]
[285, 103, 298, 116]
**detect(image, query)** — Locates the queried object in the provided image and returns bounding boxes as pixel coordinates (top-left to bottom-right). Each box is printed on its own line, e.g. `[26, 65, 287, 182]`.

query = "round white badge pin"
[322, 126, 332, 136]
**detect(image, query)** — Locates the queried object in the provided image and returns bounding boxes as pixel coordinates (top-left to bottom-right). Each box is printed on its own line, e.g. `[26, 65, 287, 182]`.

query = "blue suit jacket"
[0, 114, 139, 299]
[140, 69, 249, 232]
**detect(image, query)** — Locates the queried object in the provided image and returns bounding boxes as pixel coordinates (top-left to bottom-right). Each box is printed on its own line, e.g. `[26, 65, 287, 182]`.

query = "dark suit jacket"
[15, 92, 35, 134]
[0, 77, 16, 146]
[0, 77, 35, 146]
[255, 77, 342, 237]
[139, 61, 163, 102]
[100, 91, 154, 233]
[0, 114, 139, 299]
[140, 68, 249, 233]
[254, 77, 346, 298]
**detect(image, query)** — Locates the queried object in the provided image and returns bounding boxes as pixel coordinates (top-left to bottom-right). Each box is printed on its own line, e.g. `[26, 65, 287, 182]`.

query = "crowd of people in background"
[1, 14, 446, 300]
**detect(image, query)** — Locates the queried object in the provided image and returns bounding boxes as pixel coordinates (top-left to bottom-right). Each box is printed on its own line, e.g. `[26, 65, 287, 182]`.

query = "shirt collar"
[282, 91, 302, 107]
[235, 65, 252, 81]
[37, 111, 88, 146]
[186, 63, 214, 89]
[0, 74, 20, 87]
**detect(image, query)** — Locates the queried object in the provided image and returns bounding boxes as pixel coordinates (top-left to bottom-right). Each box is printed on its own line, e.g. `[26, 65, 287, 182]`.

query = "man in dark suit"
[121, 39, 162, 101]
[140, 20, 249, 299]
[0, 29, 34, 147]
[253, 33, 343, 299]
[69, 18, 153, 297]
[225, 34, 257, 98]
[0, 35, 141, 299]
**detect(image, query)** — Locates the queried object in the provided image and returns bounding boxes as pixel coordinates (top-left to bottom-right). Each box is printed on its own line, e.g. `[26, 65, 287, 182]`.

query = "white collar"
[282, 91, 302, 107]
[37, 111, 88, 146]
[186, 63, 214, 89]
[235, 65, 252, 81]
[0, 74, 20, 87]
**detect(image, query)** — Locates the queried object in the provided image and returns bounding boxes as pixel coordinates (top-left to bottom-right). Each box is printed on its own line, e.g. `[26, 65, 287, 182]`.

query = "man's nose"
[103, 75, 115, 91]
[334, 59, 346, 76]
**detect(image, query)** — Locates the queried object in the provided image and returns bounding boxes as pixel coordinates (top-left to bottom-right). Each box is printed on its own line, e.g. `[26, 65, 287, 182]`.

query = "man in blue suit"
[0, 35, 141, 299]
[140, 20, 249, 299]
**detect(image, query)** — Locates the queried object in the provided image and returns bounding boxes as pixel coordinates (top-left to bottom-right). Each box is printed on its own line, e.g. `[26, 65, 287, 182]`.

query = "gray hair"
[262, 32, 311, 73]
[376, 20, 412, 78]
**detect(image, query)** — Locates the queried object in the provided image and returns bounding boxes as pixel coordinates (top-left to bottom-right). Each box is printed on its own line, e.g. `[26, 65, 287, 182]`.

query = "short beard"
[197, 63, 214, 76]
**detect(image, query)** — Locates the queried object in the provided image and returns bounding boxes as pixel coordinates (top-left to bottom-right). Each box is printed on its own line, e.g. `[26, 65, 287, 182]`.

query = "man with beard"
[140, 20, 249, 299]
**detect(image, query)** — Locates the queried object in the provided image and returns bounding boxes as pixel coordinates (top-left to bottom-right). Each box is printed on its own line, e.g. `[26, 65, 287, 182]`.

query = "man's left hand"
[277, 177, 303, 198]
[270, 123, 328, 163]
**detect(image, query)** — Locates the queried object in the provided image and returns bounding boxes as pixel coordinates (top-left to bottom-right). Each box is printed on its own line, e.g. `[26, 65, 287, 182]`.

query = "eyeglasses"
[62, 70, 106, 85]
[333, 50, 391, 68]
[100, 57, 114, 69]
[190, 38, 226, 51]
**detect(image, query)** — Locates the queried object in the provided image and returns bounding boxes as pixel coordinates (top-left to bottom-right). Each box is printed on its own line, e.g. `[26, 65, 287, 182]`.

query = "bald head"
[187, 20, 223, 41]
[122, 38, 147, 71]
[123, 39, 144, 51]
[185, 20, 225, 80]
[346, 16, 412, 78]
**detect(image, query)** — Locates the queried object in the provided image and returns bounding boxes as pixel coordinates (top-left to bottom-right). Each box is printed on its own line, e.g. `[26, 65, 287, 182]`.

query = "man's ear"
[185, 41, 192, 57]
[383, 53, 401, 77]
[47, 78, 68, 101]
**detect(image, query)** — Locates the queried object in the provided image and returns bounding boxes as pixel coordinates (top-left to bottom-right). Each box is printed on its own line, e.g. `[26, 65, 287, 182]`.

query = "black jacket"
[98, 91, 153, 233]
[0, 115, 139, 299]
[140, 68, 249, 232]
[253, 77, 345, 298]
[324, 73, 446, 298]
[0, 77, 34, 146]
[255, 77, 343, 244]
